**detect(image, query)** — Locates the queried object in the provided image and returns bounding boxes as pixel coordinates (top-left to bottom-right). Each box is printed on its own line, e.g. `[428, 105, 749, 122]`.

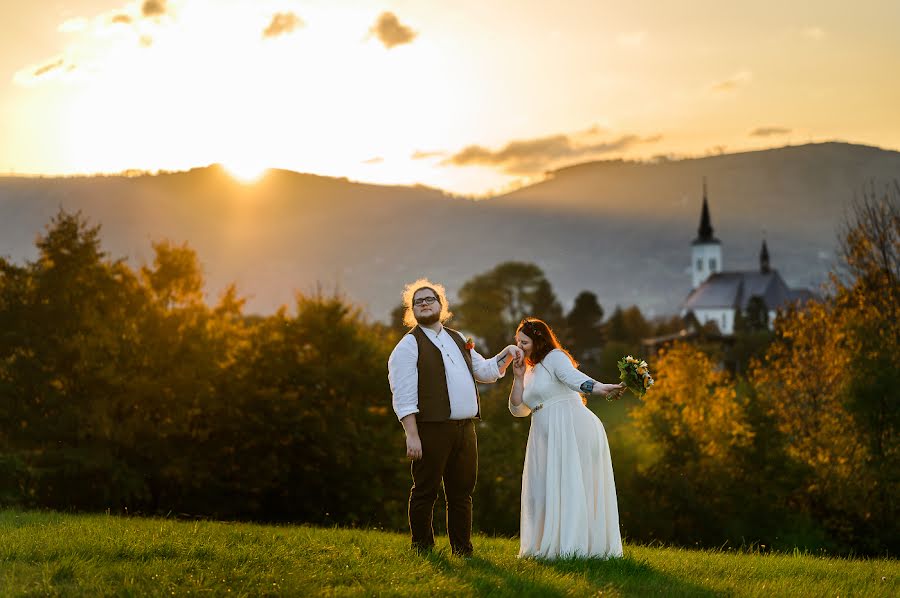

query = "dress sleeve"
[508, 399, 532, 417]
[545, 349, 594, 393]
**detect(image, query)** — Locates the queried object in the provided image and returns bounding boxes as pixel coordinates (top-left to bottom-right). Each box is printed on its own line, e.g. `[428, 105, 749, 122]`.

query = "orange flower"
[465, 337, 475, 351]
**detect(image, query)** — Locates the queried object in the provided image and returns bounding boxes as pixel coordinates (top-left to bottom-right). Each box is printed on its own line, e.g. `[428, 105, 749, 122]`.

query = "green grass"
[0, 510, 896, 597]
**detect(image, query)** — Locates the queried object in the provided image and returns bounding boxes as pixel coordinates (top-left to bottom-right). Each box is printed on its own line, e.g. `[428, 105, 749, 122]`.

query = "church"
[680, 180, 815, 336]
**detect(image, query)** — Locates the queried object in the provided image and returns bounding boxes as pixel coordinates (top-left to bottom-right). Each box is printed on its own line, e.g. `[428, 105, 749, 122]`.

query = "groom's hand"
[406, 434, 422, 460]
[505, 345, 523, 364]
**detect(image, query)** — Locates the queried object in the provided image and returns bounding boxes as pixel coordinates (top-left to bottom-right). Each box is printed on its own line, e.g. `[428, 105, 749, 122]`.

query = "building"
[680, 180, 815, 336]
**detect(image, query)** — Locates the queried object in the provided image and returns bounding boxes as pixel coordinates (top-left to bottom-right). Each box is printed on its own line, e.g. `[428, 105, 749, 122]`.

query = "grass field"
[0, 510, 896, 596]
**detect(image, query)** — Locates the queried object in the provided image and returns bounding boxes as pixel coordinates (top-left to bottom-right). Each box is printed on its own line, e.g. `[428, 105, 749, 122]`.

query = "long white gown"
[509, 349, 623, 559]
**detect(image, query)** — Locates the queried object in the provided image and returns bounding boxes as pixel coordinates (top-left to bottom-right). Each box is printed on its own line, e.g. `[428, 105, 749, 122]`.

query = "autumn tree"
[751, 181, 899, 553]
[623, 342, 759, 545]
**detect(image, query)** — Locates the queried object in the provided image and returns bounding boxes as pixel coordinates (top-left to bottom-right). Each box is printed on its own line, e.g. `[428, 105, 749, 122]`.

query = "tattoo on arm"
[497, 353, 509, 366]
[580, 380, 595, 394]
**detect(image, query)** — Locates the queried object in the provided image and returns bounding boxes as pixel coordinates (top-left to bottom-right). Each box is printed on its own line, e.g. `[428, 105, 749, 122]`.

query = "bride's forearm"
[509, 376, 525, 406]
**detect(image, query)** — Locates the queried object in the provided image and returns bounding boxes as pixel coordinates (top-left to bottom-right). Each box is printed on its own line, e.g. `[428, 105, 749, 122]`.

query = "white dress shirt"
[388, 325, 504, 421]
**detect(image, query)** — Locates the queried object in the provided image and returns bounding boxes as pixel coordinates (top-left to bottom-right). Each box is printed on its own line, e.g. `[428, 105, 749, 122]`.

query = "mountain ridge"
[2, 142, 898, 320]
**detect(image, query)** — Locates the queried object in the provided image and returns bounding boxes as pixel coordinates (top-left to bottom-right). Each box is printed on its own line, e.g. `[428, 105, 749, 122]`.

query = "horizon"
[2, 1, 899, 195]
[0, 139, 895, 199]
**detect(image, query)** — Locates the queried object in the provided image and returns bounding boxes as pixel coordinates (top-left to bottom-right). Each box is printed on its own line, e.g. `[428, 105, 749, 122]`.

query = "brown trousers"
[409, 419, 478, 555]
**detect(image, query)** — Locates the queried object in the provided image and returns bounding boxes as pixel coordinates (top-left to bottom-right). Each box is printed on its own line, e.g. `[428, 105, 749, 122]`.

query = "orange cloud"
[750, 127, 792, 137]
[263, 12, 304, 38]
[710, 70, 752, 93]
[142, 0, 167, 18]
[442, 131, 661, 174]
[370, 12, 417, 49]
[411, 150, 446, 160]
[33, 59, 65, 77]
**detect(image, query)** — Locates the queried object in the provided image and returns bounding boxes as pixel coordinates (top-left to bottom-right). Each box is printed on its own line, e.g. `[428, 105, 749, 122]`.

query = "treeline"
[0, 212, 406, 526]
[1, 182, 896, 556]
[0, 210, 664, 529]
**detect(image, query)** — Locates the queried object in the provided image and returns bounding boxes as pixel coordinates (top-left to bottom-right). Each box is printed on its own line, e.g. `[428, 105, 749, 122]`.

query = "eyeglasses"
[413, 296, 438, 306]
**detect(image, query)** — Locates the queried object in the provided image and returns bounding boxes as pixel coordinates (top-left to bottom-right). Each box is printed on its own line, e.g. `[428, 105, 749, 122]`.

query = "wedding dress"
[509, 349, 623, 559]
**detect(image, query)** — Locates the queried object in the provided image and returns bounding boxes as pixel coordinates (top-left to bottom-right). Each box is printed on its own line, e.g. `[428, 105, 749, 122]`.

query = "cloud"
[33, 58, 65, 77]
[411, 150, 446, 160]
[750, 126, 792, 137]
[263, 12, 304, 38]
[370, 12, 417, 49]
[616, 31, 646, 47]
[710, 70, 752, 93]
[59, 18, 89, 33]
[142, 0, 167, 18]
[442, 131, 661, 175]
[111, 14, 133, 25]
[800, 26, 825, 40]
[363, 156, 383, 164]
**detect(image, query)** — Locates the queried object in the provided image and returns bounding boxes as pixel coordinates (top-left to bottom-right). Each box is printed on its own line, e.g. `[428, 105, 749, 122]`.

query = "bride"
[508, 318, 625, 559]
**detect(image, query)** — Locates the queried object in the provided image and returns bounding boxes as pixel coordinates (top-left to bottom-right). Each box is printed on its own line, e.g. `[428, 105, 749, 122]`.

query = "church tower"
[691, 178, 723, 289]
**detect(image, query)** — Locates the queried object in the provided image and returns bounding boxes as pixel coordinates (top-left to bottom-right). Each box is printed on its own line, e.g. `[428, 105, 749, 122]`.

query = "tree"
[455, 262, 564, 351]
[566, 291, 604, 360]
[624, 342, 756, 545]
[731, 295, 773, 373]
[604, 305, 651, 346]
[751, 181, 900, 553]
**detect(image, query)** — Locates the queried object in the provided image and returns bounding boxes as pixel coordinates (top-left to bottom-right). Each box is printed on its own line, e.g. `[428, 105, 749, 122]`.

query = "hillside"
[0, 510, 896, 596]
[1, 142, 898, 319]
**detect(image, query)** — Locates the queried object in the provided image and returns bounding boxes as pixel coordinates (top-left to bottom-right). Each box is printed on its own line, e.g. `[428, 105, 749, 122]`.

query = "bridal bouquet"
[617, 355, 654, 399]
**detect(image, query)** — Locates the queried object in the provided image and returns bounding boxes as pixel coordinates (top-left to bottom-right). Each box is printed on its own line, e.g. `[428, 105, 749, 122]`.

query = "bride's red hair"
[517, 318, 578, 368]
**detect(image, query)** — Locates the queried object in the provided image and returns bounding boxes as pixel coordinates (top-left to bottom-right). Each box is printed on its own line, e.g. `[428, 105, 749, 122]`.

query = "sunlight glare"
[224, 160, 269, 184]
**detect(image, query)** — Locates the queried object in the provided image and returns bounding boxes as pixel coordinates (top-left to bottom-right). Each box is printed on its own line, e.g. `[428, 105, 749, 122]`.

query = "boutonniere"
[465, 337, 475, 351]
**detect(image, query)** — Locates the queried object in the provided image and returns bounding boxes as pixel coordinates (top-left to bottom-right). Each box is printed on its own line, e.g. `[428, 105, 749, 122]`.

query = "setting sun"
[223, 161, 269, 184]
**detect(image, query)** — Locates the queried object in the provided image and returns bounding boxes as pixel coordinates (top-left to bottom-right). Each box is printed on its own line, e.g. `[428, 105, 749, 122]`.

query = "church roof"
[682, 269, 804, 311]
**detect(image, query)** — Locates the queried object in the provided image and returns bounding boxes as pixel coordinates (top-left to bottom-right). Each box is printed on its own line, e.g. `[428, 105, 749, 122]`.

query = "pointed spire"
[693, 177, 719, 245]
[760, 239, 771, 274]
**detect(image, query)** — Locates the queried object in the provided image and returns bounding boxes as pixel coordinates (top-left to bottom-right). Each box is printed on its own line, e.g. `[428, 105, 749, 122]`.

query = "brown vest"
[410, 326, 482, 422]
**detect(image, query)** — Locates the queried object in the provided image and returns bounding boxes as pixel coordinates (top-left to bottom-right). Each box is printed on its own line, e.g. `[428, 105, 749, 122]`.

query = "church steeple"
[760, 239, 771, 274]
[693, 177, 720, 245]
[690, 177, 723, 289]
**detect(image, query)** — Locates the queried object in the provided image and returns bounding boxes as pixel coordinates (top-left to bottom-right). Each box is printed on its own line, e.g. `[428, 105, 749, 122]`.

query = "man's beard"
[415, 312, 440, 325]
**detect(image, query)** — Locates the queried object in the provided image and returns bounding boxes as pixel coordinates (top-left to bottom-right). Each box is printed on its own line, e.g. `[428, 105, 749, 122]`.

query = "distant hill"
[1, 142, 898, 321]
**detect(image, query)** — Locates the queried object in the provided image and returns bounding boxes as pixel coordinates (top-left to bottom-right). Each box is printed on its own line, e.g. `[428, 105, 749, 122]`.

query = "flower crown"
[520, 320, 544, 337]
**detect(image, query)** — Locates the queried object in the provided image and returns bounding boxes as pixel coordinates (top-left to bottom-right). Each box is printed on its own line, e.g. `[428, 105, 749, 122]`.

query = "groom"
[388, 278, 521, 556]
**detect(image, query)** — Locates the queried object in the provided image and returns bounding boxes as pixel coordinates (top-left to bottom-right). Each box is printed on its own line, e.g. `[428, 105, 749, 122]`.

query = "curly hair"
[401, 278, 453, 328]
[517, 318, 578, 368]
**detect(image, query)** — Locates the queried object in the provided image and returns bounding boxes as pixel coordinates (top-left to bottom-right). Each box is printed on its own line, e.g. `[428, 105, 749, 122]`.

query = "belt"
[530, 393, 580, 414]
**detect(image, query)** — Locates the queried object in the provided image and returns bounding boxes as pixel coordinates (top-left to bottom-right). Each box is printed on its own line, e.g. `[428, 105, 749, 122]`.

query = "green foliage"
[0, 209, 407, 528]
[566, 291, 605, 360]
[454, 262, 564, 350]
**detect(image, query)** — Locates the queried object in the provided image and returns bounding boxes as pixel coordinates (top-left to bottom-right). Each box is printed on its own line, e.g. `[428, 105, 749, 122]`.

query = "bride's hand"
[599, 382, 626, 399]
[513, 356, 526, 379]
[508, 345, 524, 362]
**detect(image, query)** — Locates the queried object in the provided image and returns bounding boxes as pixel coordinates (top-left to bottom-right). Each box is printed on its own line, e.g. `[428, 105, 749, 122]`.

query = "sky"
[2, 0, 899, 196]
